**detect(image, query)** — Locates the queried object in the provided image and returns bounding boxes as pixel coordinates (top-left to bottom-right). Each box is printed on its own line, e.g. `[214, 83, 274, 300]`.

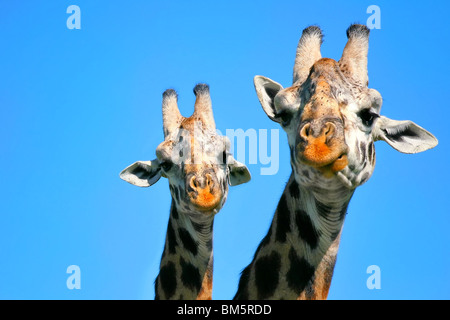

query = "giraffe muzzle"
[297, 120, 348, 176]
[187, 173, 223, 212]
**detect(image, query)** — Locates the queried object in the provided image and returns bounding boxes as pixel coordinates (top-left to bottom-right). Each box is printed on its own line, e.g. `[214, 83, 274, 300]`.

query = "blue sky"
[0, 0, 449, 299]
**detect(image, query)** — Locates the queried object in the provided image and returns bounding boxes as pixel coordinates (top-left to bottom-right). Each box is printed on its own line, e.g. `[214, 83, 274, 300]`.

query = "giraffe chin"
[316, 154, 348, 178]
[300, 153, 349, 179]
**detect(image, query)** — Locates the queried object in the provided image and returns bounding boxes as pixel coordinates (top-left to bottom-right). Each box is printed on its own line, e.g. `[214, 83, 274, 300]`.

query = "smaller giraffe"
[120, 84, 251, 300]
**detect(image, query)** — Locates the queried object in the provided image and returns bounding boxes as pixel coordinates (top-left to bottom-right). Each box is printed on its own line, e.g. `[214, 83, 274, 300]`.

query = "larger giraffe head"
[120, 84, 251, 215]
[254, 24, 437, 189]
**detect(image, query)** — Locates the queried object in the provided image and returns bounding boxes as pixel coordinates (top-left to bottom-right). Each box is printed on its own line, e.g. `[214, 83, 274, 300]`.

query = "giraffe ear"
[227, 158, 251, 186]
[254, 75, 284, 123]
[119, 160, 162, 187]
[373, 116, 438, 154]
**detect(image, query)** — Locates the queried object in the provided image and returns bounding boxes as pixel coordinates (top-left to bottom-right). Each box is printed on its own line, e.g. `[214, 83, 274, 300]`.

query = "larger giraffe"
[234, 24, 438, 300]
[120, 84, 251, 300]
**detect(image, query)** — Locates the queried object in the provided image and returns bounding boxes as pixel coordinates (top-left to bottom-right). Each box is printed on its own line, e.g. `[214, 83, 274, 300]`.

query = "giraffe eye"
[358, 109, 379, 127]
[221, 151, 227, 164]
[160, 160, 173, 172]
[277, 110, 292, 127]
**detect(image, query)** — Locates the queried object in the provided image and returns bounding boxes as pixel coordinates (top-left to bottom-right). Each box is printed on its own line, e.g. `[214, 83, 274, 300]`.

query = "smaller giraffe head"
[120, 84, 251, 215]
[254, 25, 438, 189]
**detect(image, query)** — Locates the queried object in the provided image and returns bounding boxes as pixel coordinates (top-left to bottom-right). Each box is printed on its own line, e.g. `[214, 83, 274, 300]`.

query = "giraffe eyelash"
[276, 110, 292, 126]
[218, 151, 227, 165]
[358, 109, 379, 127]
[160, 160, 173, 172]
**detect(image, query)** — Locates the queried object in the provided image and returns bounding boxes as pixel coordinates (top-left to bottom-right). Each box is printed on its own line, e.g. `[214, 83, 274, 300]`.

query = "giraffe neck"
[155, 200, 214, 300]
[234, 173, 354, 300]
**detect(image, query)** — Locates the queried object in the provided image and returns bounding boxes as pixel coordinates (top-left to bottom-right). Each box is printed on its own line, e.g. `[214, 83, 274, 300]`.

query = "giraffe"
[120, 84, 251, 300]
[234, 24, 438, 300]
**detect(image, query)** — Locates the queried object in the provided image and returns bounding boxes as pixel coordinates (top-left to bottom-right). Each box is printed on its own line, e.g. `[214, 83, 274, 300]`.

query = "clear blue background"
[1, 0, 448, 299]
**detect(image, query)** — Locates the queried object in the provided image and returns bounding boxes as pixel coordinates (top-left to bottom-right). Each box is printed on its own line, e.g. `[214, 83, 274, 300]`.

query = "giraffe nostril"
[189, 173, 217, 192]
[300, 123, 311, 140]
[190, 176, 198, 189]
[300, 120, 339, 141]
[206, 174, 212, 187]
[324, 122, 335, 137]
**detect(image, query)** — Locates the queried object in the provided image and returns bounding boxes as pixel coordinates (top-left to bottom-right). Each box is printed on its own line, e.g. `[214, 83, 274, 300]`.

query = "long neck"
[234, 173, 354, 300]
[155, 200, 214, 300]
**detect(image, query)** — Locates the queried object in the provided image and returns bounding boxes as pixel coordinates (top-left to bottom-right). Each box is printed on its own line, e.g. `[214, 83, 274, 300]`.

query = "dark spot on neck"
[288, 180, 300, 199]
[254, 251, 281, 299]
[157, 262, 177, 299]
[295, 209, 321, 249]
[275, 194, 291, 243]
[171, 202, 179, 219]
[286, 247, 315, 293]
[166, 219, 178, 254]
[180, 257, 202, 294]
[178, 228, 198, 256]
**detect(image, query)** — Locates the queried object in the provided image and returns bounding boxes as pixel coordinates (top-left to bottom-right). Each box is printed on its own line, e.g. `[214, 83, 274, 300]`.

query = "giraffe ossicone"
[120, 83, 251, 300]
[234, 24, 437, 300]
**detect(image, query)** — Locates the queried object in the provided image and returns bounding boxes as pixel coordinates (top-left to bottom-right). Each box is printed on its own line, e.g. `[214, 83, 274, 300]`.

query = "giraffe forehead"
[179, 116, 204, 131]
[299, 81, 349, 124]
[276, 59, 353, 117]
[305, 58, 350, 100]
[180, 117, 222, 143]
[159, 119, 224, 152]
[310, 58, 341, 75]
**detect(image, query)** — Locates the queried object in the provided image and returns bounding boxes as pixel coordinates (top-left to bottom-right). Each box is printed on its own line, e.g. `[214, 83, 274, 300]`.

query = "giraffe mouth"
[188, 181, 223, 212]
[316, 154, 348, 178]
[298, 142, 349, 178]
[189, 190, 223, 212]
